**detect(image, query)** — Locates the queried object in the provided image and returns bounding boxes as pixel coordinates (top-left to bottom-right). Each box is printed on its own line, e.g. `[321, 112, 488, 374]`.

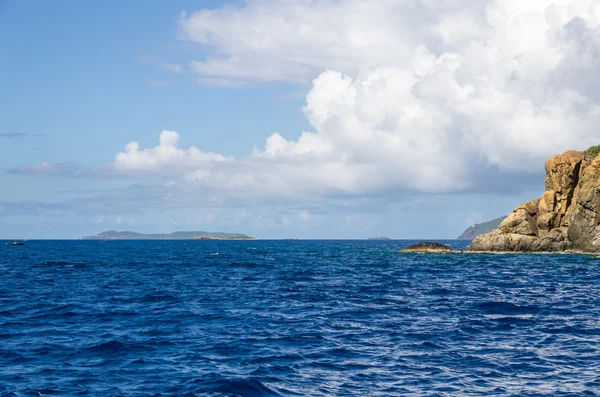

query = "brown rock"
[515, 199, 539, 216]
[538, 191, 556, 214]
[467, 229, 510, 252]
[530, 229, 571, 252]
[544, 150, 584, 194]
[467, 149, 594, 253]
[568, 155, 600, 252]
[499, 209, 538, 236]
[508, 234, 538, 251]
[561, 184, 579, 227]
[465, 231, 539, 252]
[536, 212, 558, 232]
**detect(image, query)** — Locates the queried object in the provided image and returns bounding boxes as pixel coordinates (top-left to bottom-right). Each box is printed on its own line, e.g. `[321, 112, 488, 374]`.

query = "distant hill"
[457, 217, 507, 239]
[83, 230, 254, 240]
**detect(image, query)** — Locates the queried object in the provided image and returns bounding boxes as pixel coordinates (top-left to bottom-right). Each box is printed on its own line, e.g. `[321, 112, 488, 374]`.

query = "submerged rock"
[402, 242, 454, 253]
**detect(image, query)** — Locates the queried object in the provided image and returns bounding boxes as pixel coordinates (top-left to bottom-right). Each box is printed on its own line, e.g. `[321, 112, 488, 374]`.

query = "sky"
[1, 0, 600, 239]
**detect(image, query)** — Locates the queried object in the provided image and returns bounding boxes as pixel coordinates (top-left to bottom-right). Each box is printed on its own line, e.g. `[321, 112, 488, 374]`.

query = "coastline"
[401, 249, 597, 255]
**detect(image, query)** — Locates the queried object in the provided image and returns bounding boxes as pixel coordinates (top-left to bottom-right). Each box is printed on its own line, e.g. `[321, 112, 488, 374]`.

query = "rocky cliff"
[467, 150, 600, 253]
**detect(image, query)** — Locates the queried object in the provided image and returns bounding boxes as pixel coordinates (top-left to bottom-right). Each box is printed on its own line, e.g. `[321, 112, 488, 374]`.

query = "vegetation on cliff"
[584, 144, 600, 158]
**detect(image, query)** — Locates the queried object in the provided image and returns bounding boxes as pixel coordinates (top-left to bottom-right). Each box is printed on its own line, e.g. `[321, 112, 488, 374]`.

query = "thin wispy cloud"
[0, 133, 45, 138]
[140, 55, 184, 74]
[7, 162, 100, 178]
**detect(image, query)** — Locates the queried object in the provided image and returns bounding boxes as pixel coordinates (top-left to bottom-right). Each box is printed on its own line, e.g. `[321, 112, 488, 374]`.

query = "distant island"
[368, 237, 391, 240]
[83, 230, 256, 240]
[457, 216, 507, 239]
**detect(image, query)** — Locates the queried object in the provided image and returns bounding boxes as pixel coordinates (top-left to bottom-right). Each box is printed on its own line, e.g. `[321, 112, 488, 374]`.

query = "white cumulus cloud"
[14, 0, 600, 199]
[110, 130, 233, 174]
[177, 0, 600, 194]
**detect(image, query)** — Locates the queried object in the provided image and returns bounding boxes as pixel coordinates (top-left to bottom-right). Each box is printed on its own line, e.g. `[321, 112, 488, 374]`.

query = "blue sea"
[1, 240, 600, 396]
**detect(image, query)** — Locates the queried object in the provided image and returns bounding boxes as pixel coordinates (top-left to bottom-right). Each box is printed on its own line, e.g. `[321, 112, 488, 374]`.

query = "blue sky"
[2, 0, 598, 239]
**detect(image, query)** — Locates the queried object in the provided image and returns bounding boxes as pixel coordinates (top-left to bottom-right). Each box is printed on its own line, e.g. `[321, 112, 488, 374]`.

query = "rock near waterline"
[402, 242, 454, 253]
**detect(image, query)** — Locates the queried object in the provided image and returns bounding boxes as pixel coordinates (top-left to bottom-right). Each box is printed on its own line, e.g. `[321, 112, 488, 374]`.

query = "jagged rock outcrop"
[467, 150, 600, 253]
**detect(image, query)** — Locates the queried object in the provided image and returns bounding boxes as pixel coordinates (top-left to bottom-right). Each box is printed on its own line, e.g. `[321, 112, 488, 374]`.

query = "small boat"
[5, 242, 24, 246]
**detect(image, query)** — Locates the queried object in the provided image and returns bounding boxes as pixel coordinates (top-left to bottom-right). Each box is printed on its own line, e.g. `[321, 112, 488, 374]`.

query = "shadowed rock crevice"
[467, 150, 600, 253]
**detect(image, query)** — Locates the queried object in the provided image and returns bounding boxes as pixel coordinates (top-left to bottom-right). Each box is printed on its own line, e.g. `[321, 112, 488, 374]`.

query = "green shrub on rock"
[584, 145, 600, 158]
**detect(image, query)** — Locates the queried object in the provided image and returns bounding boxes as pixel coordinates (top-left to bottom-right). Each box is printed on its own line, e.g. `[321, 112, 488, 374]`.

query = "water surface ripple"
[1, 240, 599, 396]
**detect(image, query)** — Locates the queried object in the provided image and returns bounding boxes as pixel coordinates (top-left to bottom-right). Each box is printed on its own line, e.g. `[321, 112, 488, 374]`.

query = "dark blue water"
[1, 240, 600, 396]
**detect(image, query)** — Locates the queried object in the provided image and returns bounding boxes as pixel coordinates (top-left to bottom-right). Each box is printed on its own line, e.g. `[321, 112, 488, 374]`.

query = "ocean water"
[1, 240, 600, 396]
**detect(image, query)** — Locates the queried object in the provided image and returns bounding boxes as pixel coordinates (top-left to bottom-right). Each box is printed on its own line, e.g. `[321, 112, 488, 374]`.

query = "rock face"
[467, 150, 600, 253]
[567, 156, 600, 251]
[402, 242, 454, 253]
